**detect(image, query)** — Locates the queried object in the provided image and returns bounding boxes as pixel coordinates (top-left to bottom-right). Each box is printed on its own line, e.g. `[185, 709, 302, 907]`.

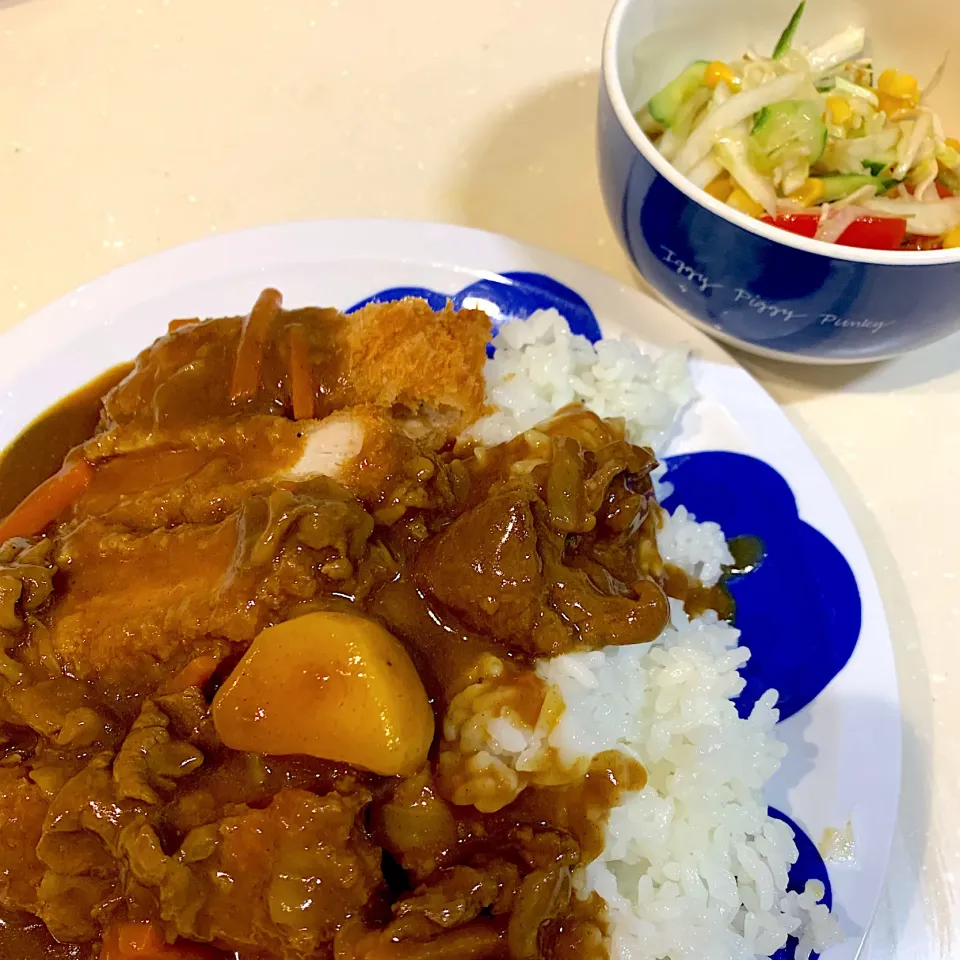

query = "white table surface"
[2, 1, 957, 957]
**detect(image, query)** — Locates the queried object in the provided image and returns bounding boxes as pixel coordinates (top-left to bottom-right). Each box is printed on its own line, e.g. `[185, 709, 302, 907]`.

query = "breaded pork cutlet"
[338, 297, 490, 441]
[99, 295, 490, 446]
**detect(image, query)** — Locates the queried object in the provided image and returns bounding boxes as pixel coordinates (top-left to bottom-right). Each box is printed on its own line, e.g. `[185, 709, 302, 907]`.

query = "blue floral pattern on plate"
[352, 271, 857, 958]
[768, 807, 834, 960]
[661, 452, 861, 722]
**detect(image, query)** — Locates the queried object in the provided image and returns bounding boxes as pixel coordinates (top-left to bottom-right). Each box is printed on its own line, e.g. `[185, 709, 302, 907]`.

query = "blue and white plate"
[0, 220, 900, 960]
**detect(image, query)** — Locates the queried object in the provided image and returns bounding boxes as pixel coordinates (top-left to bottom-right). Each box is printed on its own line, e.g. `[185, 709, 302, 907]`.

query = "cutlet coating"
[344, 298, 490, 432]
[101, 297, 491, 442]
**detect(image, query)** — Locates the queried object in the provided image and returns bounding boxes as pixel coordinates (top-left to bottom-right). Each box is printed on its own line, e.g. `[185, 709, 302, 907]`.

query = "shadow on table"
[731, 328, 960, 398]
[452, 70, 621, 279]
[767, 695, 920, 943]
[798, 438, 939, 951]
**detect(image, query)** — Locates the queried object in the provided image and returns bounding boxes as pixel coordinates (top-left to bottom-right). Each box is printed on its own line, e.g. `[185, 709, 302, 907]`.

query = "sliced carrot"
[118, 923, 166, 957]
[0, 458, 94, 544]
[101, 922, 223, 960]
[288, 324, 315, 421]
[167, 318, 198, 333]
[230, 287, 283, 403]
[161, 655, 220, 695]
[99, 925, 124, 960]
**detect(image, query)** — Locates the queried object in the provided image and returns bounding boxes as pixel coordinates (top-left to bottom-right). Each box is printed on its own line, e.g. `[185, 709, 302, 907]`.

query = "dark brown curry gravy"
[0, 364, 132, 518]
[0, 309, 732, 960]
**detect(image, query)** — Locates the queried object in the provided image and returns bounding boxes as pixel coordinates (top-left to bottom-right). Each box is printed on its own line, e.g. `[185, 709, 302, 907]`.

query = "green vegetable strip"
[772, 1, 806, 60]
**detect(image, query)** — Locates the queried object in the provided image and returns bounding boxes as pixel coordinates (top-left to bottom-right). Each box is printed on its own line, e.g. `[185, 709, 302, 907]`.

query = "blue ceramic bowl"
[598, 0, 960, 363]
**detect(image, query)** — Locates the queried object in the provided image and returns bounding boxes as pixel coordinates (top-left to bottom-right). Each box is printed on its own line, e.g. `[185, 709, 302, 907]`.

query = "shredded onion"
[833, 76, 879, 106]
[673, 87, 713, 141]
[921, 53, 950, 103]
[924, 107, 946, 143]
[815, 206, 862, 243]
[828, 127, 900, 174]
[775, 198, 808, 216]
[781, 161, 809, 196]
[688, 154, 724, 189]
[714, 123, 778, 216]
[671, 73, 805, 175]
[894, 113, 932, 180]
[865, 197, 960, 235]
[807, 26, 866, 73]
[658, 129, 681, 162]
[913, 155, 941, 202]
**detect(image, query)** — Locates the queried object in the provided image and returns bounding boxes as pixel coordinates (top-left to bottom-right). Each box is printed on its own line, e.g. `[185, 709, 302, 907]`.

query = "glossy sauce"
[0, 364, 132, 517]
[0, 315, 746, 960]
[726, 535, 766, 578]
[0, 911, 95, 960]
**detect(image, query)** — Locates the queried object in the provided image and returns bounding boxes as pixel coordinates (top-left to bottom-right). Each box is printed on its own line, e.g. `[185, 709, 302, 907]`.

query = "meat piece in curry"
[0, 290, 717, 960]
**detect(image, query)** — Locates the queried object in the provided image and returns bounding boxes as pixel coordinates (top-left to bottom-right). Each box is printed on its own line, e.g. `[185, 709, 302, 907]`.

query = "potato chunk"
[213, 612, 434, 776]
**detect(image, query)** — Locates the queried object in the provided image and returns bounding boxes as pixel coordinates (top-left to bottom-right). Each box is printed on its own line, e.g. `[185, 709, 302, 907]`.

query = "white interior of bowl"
[605, 0, 960, 265]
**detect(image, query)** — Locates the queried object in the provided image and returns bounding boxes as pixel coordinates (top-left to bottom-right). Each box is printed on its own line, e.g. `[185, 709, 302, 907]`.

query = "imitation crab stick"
[0, 458, 94, 544]
[230, 287, 283, 402]
[288, 324, 316, 421]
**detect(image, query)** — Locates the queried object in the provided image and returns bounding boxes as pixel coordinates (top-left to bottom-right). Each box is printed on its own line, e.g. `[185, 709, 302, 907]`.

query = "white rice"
[468, 309, 695, 452]
[658, 505, 733, 588]
[558, 600, 842, 960]
[470, 312, 842, 959]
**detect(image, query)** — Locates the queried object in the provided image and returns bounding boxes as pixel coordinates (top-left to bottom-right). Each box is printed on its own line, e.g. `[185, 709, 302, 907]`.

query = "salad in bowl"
[637, 1, 960, 251]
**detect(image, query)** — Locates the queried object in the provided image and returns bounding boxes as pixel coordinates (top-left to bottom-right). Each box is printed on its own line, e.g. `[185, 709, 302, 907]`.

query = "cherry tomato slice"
[761, 213, 908, 250]
[835, 216, 907, 250]
[760, 214, 819, 239]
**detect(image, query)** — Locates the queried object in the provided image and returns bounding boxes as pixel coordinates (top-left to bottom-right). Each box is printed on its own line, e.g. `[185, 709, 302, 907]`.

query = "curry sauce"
[0, 295, 730, 960]
[0, 364, 132, 518]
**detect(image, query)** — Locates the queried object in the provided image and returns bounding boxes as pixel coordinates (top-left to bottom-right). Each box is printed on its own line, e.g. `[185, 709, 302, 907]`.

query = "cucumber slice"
[635, 106, 663, 136]
[862, 159, 889, 177]
[749, 100, 827, 174]
[773, 1, 806, 60]
[940, 169, 960, 194]
[647, 61, 709, 128]
[813, 174, 886, 202]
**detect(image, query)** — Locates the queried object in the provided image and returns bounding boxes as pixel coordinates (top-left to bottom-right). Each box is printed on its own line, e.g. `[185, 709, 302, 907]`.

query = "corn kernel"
[947, 137, 960, 153]
[704, 173, 733, 202]
[943, 226, 960, 249]
[825, 96, 853, 126]
[788, 178, 826, 207]
[877, 91, 912, 117]
[878, 68, 919, 100]
[726, 188, 764, 217]
[704, 61, 741, 91]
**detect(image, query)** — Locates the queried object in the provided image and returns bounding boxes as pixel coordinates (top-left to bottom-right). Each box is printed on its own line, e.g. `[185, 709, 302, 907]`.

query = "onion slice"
[807, 26, 866, 73]
[815, 206, 862, 243]
[672, 73, 805, 175]
[864, 197, 960, 235]
[688, 154, 724, 189]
